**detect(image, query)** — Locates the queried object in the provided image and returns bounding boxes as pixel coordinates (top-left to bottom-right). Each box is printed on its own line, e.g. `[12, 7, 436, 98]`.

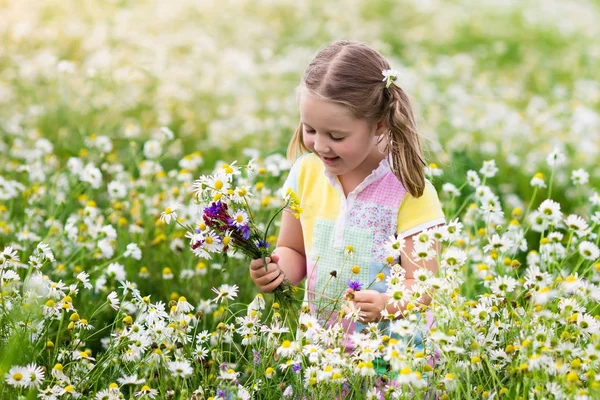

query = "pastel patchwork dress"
[282, 153, 445, 354]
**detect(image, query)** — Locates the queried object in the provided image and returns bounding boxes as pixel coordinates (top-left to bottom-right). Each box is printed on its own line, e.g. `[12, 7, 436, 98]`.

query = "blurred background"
[1, 0, 598, 213]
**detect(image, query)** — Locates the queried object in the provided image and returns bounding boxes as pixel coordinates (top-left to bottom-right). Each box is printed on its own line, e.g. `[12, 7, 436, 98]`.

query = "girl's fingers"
[354, 302, 374, 313]
[263, 273, 285, 293]
[250, 257, 270, 270]
[251, 264, 274, 279]
[256, 268, 281, 286]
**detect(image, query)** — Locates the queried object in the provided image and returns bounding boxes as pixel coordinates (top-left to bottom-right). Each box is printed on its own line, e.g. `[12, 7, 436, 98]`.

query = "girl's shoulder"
[282, 152, 323, 195]
[294, 152, 320, 169]
[396, 179, 445, 237]
[290, 152, 323, 180]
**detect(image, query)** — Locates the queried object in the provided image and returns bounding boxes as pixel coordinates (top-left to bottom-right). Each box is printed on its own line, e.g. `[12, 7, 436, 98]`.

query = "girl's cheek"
[303, 135, 315, 151]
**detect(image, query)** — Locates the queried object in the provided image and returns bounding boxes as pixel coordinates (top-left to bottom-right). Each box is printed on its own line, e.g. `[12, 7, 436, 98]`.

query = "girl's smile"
[320, 155, 340, 165]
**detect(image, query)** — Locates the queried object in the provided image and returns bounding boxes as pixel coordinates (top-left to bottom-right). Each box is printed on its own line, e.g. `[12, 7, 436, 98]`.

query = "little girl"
[249, 40, 445, 354]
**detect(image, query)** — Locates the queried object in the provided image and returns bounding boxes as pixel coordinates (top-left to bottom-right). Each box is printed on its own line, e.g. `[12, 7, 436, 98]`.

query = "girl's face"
[299, 93, 385, 180]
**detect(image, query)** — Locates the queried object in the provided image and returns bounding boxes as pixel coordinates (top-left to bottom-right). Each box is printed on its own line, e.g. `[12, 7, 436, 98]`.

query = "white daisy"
[577, 313, 599, 335]
[207, 171, 231, 197]
[413, 268, 434, 285]
[231, 185, 253, 204]
[194, 346, 209, 361]
[571, 168, 589, 185]
[483, 234, 513, 254]
[107, 291, 120, 310]
[384, 235, 405, 257]
[395, 368, 426, 388]
[466, 170, 481, 188]
[564, 215, 589, 237]
[489, 276, 518, 296]
[344, 301, 365, 323]
[248, 293, 265, 311]
[523, 265, 553, 289]
[442, 183, 461, 197]
[276, 340, 298, 358]
[176, 296, 195, 313]
[5, 366, 29, 387]
[302, 365, 318, 389]
[579, 241, 599, 261]
[530, 173, 547, 188]
[414, 230, 434, 248]
[479, 159, 498, 178]
[589, 191, 600, 206]
[411, 242, 436, 263]
[429, 224, 448, 242]
[365, 387, 380, 400]
[528, 211, 549, 233]
[386, 283, 412, 309]
[441, 247, 467, 269]
[200, 231, 222, 254]
[1, 246, 20, 264]
[143, 140, 162, 159]
[167, 360, 193, 378]
[356, 361, 376, 377]
[558, 297, 585, 314]
[531, 287, 557, 305]
[124, 243, 142, 260]
[80, 163, 103, 188]
[245, 158, 258, 177]
[219, 161, 241, 176]
[211, 284, 239, 303]
[229, 210, 249, 228]
[160, 203, 180, 224]
[117, 374, 145, 385]
[196, 330, 211, 344]
[537, 199, 562, 224]
[546, 147, 566, 167]
[445, 218, 463, 242]
[107, 181, 127, 200]
[470, 304, 491, 325]
[77, 271, 92, 290]
[36, 242, 55, 262]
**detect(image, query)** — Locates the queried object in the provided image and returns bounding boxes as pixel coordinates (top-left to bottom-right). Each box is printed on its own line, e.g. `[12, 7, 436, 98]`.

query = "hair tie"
[381, 69, 401, 89]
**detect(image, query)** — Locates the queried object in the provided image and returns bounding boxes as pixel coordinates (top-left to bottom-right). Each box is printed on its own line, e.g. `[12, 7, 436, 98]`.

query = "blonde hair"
[287, 40, 426, 197]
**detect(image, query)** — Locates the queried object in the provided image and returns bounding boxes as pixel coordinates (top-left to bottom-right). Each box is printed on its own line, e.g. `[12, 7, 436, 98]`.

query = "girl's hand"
[249, 254, 285, 293]
[348, 289, 387, 323]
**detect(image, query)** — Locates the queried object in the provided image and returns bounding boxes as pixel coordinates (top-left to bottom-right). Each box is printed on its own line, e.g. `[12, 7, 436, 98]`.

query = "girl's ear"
[374, 119, 387, 136]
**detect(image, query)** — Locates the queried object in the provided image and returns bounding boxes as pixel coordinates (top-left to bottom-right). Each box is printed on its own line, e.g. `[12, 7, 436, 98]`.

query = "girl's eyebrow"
[301, 122, 348, 134]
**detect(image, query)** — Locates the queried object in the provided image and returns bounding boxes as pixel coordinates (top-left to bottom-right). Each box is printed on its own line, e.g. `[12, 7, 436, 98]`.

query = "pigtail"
[385, 85, 426, 198]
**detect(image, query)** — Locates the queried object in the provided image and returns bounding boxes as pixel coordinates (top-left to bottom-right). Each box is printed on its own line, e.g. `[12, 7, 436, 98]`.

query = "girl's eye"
[304, 129, 315, 134]
[330, 136, 344, 142]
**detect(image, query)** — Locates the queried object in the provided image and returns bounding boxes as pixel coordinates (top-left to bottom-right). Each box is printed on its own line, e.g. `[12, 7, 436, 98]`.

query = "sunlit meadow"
[1, 0, 599, 399]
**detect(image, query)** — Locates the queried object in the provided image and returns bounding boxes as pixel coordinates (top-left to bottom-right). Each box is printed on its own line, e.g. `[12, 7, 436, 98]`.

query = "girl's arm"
[274, 210, 307, 286]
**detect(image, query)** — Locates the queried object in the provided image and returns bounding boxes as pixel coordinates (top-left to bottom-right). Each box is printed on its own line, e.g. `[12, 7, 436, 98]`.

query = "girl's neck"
[337, 150, 387, 197]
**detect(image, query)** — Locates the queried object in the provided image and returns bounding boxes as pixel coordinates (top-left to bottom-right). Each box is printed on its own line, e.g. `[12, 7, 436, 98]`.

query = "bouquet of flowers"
[168, 160, 302, 309]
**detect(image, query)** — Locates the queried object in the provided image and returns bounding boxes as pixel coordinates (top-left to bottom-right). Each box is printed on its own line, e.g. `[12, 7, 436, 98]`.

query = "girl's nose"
[313, 137, 331, 154]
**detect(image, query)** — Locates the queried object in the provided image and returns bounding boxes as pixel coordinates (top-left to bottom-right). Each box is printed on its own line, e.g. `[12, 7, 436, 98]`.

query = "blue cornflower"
[204, 201, 225, 216]
[347, 279, 363, 291]
[256, 239, 270, 248]
[239, 224, 251, 240]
